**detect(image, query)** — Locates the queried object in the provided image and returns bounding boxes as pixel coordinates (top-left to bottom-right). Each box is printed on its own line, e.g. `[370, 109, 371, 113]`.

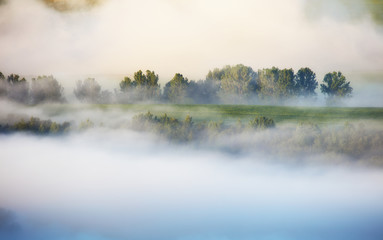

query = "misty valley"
[1, 0, 383, 237]
[1, 65, 383, 240]
[1, 99, 383, 240]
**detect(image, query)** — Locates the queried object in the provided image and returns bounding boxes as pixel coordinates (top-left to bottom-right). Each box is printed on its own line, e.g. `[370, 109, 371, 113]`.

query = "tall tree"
[163, 73, 189, 103]
[258, 67, 296, 100]
[119, 77, 135, 92]
[118, 70, 160, 102]
[30, 75, 65, 104]
[320, 72, 352, 98]
[6, 74, 29, 103]
[0, 72, 6, 98]
[258, 67, 280, 99]
[295, 67, 318, 97]
[206, 64, 258, 102]
[74, 78, 102, 103]
[276, 68, 295, 98]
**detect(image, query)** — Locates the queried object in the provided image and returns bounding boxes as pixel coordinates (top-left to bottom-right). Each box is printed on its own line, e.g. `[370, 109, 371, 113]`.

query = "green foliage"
[258, 67, 296, 100]
[320, 72, 353, 99]
[248, 116, 275, 130]
[131, 112, 275, 142]
[295, 68, 318, 97]
[220, 64, 258, 97]
[132, 111, 192, 142]
[206, 64, 258, 102]
[277, 68, 295, 98]
[163, 73, 189, 103]
[119, 77, 135, 92]
[118, 70, 160, 102]
[258, 67, 280, 99]
[0, 117, 70, 135]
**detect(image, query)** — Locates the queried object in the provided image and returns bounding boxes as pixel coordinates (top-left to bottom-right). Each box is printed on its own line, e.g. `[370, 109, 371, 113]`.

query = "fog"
[0, 0, 382, 82]
[1, 1, 383, 238]
[1, 102, 383, 240]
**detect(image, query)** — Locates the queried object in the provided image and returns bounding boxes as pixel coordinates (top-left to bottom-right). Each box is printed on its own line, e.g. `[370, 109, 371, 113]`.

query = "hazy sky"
[0, 0, 382, 82]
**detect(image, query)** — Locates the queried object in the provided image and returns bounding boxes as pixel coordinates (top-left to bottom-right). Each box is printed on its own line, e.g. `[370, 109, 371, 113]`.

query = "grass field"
[47, 104, 383, 125]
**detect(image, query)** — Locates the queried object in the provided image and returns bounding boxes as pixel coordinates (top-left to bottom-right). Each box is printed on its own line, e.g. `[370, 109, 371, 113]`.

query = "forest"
[0, 65, 352, 105]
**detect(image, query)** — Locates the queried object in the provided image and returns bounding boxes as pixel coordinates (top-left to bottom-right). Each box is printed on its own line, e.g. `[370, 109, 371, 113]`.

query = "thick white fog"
[1, 129, 383, 240]
[0, 103, 383, 240]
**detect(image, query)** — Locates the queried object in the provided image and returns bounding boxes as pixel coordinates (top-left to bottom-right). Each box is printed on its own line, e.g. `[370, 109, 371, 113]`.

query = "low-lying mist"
[1, 101, 383, 240]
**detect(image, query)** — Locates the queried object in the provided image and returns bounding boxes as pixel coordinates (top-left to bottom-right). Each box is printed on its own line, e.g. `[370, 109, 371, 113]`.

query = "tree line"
[0, 65, 353, 105]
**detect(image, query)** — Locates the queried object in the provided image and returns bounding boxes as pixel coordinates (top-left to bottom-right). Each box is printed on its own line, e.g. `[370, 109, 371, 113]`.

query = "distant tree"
[74, 78, 103, 103]
[30, 75, 65, 104]
[320, 72, 352, 101]
[221, 64, 258, 97]
[118, 70, 160, 102]
[206, 64, 258, 102]
[295, 67, 318, 97]
[248, 116, 275, 129]
[6, 74, 29, 103]
[119, 77, 135, 92]
[258, 67, 296, 100]
[0, 72, 6, 98]
[276, 68, 295, 98]
[186, 79, 220, 104]
[206, 68, 225, 81]
[163, 73, 189, 103]
[258, 67, 280, 99]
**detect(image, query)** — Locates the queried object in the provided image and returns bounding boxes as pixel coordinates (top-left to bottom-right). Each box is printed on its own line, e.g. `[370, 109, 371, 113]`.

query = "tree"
[0, 72, 6, 98]
[118, 70, 160, 102]
[163, 73, 189, 103]
[74, 78, 103, 103]
[295, 67, 318, 97]
[30, 75, 65, 104]
[206, 64, 258, 102]
[258, 67, 296, 100]
[276, 68, 295, 98]
[186, 79, 220, 104]
[320, 72, 352, 100]
[258, 67, 280, 99]
[6, 74, 29, 103]
[119, 77, 135, 92]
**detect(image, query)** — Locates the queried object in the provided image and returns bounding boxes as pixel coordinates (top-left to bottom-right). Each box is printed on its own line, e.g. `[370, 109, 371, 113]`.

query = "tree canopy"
[295, 67, 318, 97]
[320, 72, 352, 98]
[119, 70, 160, 102]
[163, 73, 189, 103]
[31, 75, 65, 104]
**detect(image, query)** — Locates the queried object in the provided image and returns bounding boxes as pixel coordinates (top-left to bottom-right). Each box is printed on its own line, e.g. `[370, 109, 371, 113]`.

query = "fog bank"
[1, 129, 383, 240]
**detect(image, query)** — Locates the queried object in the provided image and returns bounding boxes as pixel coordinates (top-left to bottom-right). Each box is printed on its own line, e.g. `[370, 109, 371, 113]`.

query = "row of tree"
[0, 65, 353, 105]
[0, 73, 65, 104]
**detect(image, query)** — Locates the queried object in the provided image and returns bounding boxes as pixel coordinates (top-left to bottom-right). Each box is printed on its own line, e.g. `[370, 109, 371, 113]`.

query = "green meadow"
[48, 104, 383, 125]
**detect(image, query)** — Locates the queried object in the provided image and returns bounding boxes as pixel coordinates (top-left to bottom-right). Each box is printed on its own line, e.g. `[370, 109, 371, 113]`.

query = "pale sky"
[0, 0, 382, 83]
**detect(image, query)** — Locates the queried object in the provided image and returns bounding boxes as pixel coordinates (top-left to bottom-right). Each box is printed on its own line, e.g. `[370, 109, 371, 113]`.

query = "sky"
[0, 0, 383, 84]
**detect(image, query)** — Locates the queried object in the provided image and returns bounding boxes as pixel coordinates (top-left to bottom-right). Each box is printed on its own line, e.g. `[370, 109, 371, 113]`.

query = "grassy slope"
[89, 104, 383, 125]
